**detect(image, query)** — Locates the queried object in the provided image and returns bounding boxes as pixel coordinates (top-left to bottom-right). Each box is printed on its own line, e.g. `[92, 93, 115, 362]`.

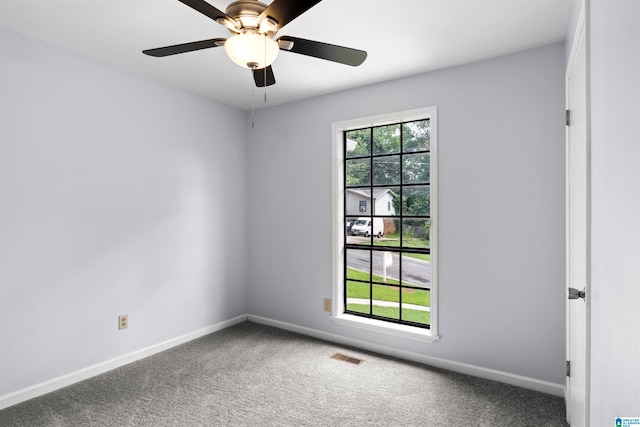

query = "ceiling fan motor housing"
[225, 0, 270, 32]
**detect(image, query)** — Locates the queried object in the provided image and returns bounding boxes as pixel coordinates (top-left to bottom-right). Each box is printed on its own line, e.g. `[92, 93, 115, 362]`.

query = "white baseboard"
[1, 313, 564, 411]
[247, 314, 565, 397]
[0, 315, 248, 410]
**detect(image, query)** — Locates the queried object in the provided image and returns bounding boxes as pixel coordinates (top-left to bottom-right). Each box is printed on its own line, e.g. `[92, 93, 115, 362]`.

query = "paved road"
[346, 247, 430, 288]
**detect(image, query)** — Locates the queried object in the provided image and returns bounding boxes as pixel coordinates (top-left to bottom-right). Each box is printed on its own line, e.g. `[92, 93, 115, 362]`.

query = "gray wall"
[247, 43, 567, 385]
[588, 0, 640, 422]
[0, 29, 249, 395]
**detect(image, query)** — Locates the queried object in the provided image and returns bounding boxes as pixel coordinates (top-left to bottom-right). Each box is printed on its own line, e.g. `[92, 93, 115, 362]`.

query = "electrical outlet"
[323, 298, 331, 312]
[118, 314, 128, 330]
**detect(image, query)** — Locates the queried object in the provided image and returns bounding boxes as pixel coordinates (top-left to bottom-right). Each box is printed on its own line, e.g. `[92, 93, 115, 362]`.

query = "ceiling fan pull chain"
[251, 78, 255, 128]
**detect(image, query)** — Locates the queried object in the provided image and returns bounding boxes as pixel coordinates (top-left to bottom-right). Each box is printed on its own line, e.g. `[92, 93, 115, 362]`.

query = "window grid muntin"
[343, 119, 431, 329]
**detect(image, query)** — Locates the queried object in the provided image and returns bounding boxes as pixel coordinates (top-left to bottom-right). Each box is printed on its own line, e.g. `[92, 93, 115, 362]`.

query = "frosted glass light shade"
[224, 33, 279, 69]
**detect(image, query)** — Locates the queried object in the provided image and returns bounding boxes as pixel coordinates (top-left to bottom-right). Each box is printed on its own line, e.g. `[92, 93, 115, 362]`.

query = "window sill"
[333, 313, 439, 343]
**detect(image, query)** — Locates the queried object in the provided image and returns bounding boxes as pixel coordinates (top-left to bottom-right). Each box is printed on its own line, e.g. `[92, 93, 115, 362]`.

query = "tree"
[402, 119, 430, 152]
[345, 122, 431, 234]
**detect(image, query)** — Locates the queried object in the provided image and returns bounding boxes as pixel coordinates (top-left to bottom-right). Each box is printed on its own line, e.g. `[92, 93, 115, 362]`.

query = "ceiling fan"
[143, 0, 367, 87]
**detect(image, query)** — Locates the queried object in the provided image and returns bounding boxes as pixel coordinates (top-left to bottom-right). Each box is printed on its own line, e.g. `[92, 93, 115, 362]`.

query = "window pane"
[345, 190, 370, 216]
[346, 158, 370, 187]
[372, 284, 399, 320]
[402, 119, 430, 152]
[373, 218, 400, 247]
[372, 187, 398, 217]
[346, 249, 370, 281]
[373, 124, 401, 155]
[346, 216, 359, 237]
[347, 217, 376, 242]
[401, 307, 430, 325]
[400, 288, 430, 324]
[400, 253, 431, 288]
[346, 280, 370, 314]
[402, 185, 430, 216]
[403, 153, 430, 184]
[372, 251, 398, 285]
[402, 219, 430, 249]
[403, 287, 430, 307]
[345, 129, 370, 158]
[373, 155, 400, 185]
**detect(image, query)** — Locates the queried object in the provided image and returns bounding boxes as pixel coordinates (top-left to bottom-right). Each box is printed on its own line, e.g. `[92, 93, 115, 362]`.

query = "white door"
[566, 9, 588, 427]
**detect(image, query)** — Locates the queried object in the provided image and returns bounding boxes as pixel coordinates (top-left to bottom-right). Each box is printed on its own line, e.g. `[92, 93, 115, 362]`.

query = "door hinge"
[566, 360, 571, 377]
[566, 109, 571, 126]
[568, 287, 586, 300]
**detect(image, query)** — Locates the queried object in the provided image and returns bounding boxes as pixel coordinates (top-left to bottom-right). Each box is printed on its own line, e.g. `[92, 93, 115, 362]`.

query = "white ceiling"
[0, 0, 571, 111]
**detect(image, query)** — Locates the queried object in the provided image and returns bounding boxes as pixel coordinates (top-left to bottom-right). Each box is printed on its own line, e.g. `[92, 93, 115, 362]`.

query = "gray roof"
[346, 188, 395, 200]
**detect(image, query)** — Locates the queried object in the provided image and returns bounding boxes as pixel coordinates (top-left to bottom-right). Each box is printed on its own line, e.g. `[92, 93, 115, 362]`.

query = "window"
[332, 107, 438, 341]
[359, 200, 367, 212]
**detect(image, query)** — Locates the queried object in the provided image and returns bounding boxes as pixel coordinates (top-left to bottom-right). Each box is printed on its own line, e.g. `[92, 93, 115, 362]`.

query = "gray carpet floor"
[0, 321, 568, 426]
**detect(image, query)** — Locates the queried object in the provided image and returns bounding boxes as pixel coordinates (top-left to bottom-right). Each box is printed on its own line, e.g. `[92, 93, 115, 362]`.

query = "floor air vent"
[330, 353, 364, 365]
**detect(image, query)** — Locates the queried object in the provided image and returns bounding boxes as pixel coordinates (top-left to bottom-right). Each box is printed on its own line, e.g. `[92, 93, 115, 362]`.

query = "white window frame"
[331, 107, 439, 342]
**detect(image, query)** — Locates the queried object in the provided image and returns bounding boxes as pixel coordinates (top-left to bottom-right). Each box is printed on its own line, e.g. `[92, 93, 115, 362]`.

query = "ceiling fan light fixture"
[224, 32, 279, 69]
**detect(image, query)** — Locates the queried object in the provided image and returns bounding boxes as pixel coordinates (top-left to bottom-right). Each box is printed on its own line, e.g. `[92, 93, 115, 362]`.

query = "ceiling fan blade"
[258, 0, 322, 31]
[252, 66, 276, 87]
[143, 38, 226, 57]
[278, 36, 367, 66]
[177, 0, 234, 24]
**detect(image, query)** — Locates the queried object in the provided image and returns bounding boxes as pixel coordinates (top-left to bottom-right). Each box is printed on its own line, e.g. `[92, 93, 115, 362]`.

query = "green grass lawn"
[347, 304, 430, 325]
[345, 267, 430, 326]
[347, 280, 430, 307]
[346, 268, 431, 307]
